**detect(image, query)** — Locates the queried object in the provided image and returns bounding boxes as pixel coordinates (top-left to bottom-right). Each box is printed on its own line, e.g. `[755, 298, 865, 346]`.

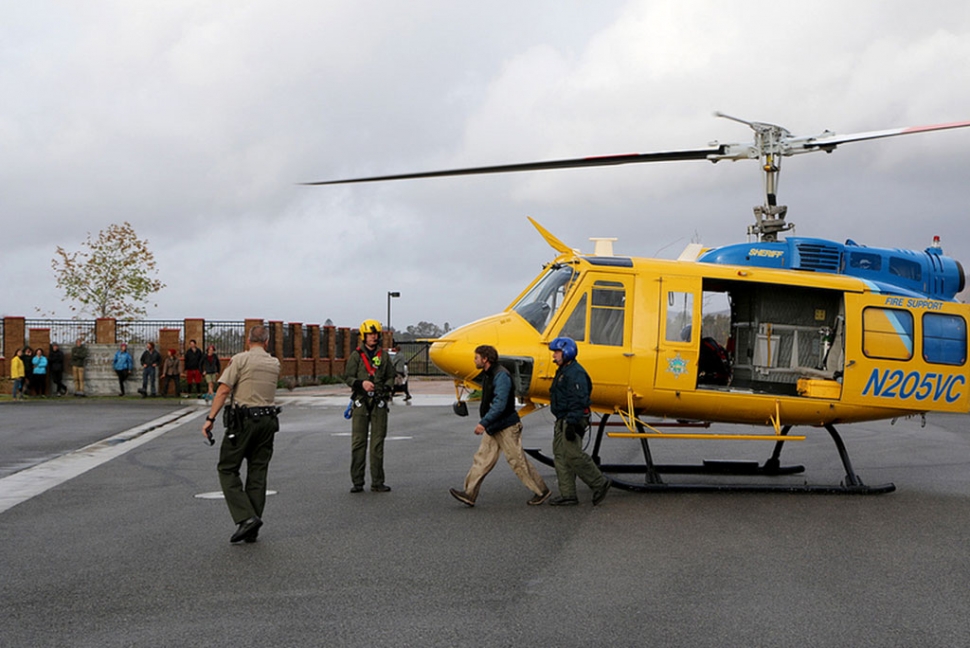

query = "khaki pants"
[72, 366, 85, 393]
[463, 422, 547, 502]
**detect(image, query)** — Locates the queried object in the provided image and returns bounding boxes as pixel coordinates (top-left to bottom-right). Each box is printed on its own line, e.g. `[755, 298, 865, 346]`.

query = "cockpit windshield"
[512, 264, 578, 332]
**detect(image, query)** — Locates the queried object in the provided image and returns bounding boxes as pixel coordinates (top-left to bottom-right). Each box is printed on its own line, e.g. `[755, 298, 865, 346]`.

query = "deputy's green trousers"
[350, 399, 389, 488]
[218, 414, 279, 523]
[552, 418, 607, 499]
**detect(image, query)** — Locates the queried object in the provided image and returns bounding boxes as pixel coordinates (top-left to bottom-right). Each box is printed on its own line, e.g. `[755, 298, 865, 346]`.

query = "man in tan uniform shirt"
[202, 325, 281, 543]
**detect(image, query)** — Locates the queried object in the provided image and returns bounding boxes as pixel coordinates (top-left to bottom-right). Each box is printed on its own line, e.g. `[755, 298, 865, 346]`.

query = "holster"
[223, 405, 242, 432]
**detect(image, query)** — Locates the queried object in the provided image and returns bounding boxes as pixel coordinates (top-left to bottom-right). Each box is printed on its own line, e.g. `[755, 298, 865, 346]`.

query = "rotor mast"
[713, 112, 793, 242]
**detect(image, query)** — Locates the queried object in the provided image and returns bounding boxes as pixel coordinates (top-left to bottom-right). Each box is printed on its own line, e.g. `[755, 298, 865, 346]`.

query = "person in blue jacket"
[547, 336, 611, 506]
[31, 348, 49, 396]
[113, 343, 135, 396]
[448, 344, 549, 507]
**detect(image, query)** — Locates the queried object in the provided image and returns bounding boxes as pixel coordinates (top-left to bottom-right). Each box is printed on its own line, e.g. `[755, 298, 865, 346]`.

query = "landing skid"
[524, 415, 895, 495]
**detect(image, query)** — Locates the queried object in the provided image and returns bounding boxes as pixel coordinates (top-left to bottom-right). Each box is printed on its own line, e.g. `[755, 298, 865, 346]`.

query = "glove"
[565, 422, 584, 442]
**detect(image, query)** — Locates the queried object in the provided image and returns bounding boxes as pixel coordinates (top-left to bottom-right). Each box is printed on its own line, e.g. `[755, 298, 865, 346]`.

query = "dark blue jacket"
[550, 360, 591, 425]
[479, 364, 519, 435]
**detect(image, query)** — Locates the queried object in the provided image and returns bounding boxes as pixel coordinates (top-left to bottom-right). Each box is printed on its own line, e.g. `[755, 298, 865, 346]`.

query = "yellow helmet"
[359, 319, 382, 340]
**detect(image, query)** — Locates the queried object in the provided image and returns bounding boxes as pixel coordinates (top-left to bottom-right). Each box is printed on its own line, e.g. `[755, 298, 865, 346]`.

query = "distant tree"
[401, 321, 447, 340]
[51, 221, 165, 319]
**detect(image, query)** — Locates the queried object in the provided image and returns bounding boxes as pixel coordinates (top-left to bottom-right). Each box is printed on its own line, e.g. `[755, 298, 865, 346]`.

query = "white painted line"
[194, 490, 277, 500]
[0, 407, 204, 515]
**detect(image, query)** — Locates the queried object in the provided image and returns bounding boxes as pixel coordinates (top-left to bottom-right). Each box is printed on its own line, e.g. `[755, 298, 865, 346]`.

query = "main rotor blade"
[802, 119, 970, 151]
[302, 146, 725, 185]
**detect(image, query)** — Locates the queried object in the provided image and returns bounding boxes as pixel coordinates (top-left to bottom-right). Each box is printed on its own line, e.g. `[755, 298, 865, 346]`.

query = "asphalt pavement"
[2, 387, 970, 647]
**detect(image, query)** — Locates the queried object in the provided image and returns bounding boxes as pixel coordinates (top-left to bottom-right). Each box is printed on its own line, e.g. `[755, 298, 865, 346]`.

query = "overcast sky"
[3, 1, 969, 332]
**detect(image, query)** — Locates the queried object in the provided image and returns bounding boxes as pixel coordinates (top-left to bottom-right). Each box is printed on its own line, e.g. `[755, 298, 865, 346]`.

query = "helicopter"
[307, 113, 970, 493]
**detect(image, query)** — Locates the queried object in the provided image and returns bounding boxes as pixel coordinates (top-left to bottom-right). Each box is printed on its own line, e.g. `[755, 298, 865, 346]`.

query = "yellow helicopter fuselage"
[430, 248, 969, 428]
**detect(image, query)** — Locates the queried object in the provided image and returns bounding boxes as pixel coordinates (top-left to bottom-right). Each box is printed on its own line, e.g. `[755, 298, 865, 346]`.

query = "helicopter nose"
[429, 314, 509, 381]
[429, 323, 491, 382]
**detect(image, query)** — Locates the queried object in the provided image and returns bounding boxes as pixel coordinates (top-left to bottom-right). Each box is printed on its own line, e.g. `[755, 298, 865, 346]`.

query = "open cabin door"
[842, 293, 969, 413]
[655, 276, 701, 392]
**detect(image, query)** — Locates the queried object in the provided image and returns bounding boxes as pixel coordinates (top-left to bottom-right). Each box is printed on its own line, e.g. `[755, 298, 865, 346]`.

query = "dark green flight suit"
[344, 343, 396, 489]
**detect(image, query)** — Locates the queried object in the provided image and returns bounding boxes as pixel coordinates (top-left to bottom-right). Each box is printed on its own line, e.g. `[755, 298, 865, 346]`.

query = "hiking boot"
[548, 496, 579, 507]
[592, 478, 612, 506]
[449, 488, 475, 507]
[527, 489, 552, 506]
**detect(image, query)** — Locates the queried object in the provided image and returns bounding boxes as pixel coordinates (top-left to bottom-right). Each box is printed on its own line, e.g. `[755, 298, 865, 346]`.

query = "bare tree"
[51, 221, 165, 319]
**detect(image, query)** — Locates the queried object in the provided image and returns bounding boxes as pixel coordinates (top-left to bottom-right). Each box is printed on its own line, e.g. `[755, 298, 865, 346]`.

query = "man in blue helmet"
[547, 336, 611, 506]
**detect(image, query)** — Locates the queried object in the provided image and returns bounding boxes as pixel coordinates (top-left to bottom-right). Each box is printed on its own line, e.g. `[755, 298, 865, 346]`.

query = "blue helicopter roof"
[696, 237, 966, 301]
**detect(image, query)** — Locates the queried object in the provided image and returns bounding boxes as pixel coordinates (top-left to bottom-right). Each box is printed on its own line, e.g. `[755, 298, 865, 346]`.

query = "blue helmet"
[549, 336, 578, 362]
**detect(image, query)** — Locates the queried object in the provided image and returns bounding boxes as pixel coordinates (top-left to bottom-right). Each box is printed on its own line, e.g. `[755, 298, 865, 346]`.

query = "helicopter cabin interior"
[686, 279, 846, 397]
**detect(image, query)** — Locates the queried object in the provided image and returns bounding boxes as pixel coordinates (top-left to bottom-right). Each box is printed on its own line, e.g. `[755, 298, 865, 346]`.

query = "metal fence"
[282, 325, 294, 358]
[203, 321, 247, 356]
[116, 320, 184, 347]
[24, 319, 97, 345]
[398, 340, 446, 376]
[12, 320, 441, 374]
[335, 328, 346, 359]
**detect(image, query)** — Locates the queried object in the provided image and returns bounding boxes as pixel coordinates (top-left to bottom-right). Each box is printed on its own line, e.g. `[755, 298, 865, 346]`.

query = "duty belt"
[236, 405, 282, 419]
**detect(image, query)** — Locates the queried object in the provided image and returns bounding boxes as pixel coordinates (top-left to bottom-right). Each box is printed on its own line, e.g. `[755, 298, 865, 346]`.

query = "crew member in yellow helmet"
[343, 319, 397, 493]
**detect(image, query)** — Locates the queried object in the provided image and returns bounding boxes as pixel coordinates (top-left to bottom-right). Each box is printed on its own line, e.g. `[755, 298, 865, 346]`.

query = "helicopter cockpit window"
[512, 264, 578, 333]
[590, 281, 625, 346]
[862, 307, 913, 361]
[666, 291, 694, 343]
[558, 293, 587, 342]
[849, 252, 881, 272]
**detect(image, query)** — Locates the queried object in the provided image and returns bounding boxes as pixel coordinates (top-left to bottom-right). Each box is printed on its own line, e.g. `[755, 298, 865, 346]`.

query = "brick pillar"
[308, 324, 320, 379]
[325, 325, 336, 377]
[243, 319, 264, 351]
[159, 329, 181, 357]
[341, 327, 354, 377]
[343, 328, 353, 358]
[291, 322, 302, 383]
[269, 321, 284, 359]
[95, 318, 116, 344]
[184, 319, 204, 351]
[28, 328, 52, 351]
[4, 317, 25, 359]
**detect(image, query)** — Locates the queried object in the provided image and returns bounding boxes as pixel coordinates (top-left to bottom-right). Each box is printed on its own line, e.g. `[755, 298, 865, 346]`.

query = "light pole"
[387, 291, 400, 339]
